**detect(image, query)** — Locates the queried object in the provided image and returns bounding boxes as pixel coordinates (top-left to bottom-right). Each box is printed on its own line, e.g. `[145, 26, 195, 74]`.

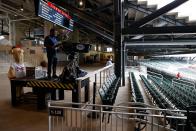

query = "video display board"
[37, 0, 74, 31]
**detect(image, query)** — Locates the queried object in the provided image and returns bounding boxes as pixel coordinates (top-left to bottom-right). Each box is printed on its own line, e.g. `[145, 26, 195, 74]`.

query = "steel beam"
[10, 17, 40, 22]
[167, 50, 196, 55]
[125, 41, 196, 46]
[126, 40, 196, 56]
[77, 19, 114, 42]
[127, 49, 196, 56]
[92, 3, 113, 14]
[0, 5, 42, 27]
[122, 26, 196, 35]
[125, 1, 185, 26]
[124, 37, 196, 43]
[128, 0, 188, 28]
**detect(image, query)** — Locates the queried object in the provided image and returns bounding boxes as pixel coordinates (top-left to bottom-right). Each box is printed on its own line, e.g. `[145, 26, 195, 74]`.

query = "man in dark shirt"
[44, 28, 58, 79]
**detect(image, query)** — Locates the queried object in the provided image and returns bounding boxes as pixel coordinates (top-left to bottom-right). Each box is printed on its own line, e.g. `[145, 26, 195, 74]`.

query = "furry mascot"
[8, 46, 26, 97]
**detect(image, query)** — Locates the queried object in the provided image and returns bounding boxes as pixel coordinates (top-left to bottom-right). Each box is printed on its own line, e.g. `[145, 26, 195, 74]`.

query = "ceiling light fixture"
[20, 5, 24, 11]
[79, 1, 83, 6]
[0, 36, 5, 40]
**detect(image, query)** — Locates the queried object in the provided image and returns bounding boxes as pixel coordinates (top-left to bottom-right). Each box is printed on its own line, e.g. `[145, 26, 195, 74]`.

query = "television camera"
[57, 42, 91, 82]
[57, 41, 91, 54]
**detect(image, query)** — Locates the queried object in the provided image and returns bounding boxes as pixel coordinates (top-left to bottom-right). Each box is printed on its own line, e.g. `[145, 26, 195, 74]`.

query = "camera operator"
[44, 28, 58, 79]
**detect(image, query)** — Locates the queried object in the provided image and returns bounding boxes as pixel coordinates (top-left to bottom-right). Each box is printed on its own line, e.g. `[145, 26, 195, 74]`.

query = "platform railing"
[48, 102, 191, 131]
[75, 64, 114, 103]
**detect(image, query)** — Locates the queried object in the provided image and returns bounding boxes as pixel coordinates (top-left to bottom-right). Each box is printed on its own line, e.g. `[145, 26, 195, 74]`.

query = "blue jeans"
[47, 53, 57, 77]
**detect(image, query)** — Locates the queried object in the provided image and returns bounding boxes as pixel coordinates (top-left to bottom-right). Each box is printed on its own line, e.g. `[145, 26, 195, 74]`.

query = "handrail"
[48, 101, 187, 113]
[74, 64, 114, 103]
[48, 101, 189, 131]
[76, 64, 114, 81]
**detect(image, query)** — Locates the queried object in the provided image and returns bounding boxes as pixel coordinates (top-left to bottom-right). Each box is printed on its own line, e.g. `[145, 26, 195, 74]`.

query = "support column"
[125, 48, 128, 66]
[9, 18, 12, 44]
[114, 0, 122, 81]
[9, 21, 16, 45]
[121, 0, 125, 86]
[122, 41, 126, 86]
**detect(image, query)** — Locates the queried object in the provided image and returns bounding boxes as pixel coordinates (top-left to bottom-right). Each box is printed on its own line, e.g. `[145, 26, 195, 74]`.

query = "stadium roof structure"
[0, 0, 196, 56]
[122, 0, 196, 56]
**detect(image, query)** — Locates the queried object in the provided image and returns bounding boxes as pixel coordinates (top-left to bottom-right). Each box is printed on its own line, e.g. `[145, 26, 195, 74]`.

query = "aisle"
[129, 68, 165, 131]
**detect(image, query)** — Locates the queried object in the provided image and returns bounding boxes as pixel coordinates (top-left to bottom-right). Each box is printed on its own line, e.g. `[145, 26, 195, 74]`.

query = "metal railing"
[75, 64, 114, 103]
[48, 102, 190, 131]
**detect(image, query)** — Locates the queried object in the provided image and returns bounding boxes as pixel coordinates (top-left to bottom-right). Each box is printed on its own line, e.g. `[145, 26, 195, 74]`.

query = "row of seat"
[148, 67, 196, 91]
[149, 76, 185, 110]
[172, 82, 196, 100]
[147, 67, 174, 82]
[129, 72, 148, 122]
[140, 75, 171, 109]
[173, 81, 196, 95]
[173, 78, 195, 88]
[148, 76, 196, 110]
[165, 77, 196, 107]
[140, 75, 187, 130]
[98, 74, 120, 123]
[148, 69, 196, 101]
[129, 72, 144, 103]
[146, 71, 195, 130]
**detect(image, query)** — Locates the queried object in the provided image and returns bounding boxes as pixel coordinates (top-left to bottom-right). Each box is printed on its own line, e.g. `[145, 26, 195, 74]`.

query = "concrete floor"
[0, 63, 156, 131]
[0, 73, 48, 131]
[0, 64, 128, 131]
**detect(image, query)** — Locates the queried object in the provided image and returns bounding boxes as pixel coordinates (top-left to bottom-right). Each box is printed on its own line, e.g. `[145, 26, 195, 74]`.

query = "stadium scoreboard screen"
[36, 0, 74, 31]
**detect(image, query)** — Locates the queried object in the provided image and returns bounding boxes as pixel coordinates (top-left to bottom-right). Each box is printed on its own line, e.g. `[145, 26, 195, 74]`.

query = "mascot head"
[10, 46, 24, 64]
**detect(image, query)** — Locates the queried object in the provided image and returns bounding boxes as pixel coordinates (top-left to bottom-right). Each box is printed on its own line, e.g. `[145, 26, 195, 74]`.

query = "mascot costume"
[8, 46, 26, 97]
